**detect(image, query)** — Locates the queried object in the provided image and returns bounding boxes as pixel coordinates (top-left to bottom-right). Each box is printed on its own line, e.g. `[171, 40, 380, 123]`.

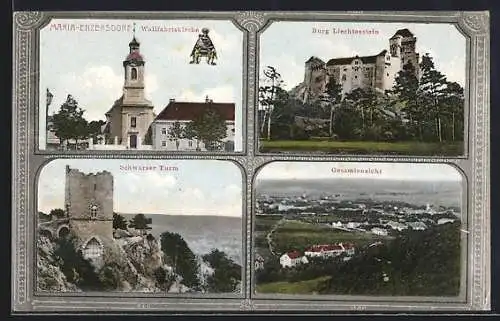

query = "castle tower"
[104, 25, 156, 149]
[65, 166, 114, 261]
[389, 29, 420, 77]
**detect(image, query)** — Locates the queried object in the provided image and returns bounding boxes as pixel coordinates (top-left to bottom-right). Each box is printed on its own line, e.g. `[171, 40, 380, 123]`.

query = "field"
[271, 220, 391, 254]
[259, 140, 464, 156]
[256, 276, 331, 294]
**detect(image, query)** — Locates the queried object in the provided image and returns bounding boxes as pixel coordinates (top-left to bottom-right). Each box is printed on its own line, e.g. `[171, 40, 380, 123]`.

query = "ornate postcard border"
[11, 11, 490, 313]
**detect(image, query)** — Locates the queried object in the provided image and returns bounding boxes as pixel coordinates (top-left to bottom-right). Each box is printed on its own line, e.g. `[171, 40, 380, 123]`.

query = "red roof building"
[154, 99, 235, 122]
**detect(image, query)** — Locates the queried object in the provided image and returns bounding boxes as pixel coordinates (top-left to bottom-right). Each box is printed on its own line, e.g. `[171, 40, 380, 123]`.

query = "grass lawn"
[256, 276, 332, 294]
[260, 140, 464, 156]
[272, 220, 390, 253]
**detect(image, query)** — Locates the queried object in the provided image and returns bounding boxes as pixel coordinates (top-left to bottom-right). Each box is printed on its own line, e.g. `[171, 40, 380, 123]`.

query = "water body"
[122, 214, 243, 265]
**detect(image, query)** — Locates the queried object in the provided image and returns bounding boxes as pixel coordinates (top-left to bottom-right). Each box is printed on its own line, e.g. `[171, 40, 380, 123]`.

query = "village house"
[304, 243, 356, 258]
[255, 254, 265, 271]
[437, 218, 456, 225]
[371, 227, 389, 236]
[386, 220, 408, 231]
[279, 250, 309, 268]
[151, 96, 235, 151]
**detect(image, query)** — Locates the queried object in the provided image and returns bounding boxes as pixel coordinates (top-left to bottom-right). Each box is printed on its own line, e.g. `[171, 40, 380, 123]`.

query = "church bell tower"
[122, 26, 146, 103]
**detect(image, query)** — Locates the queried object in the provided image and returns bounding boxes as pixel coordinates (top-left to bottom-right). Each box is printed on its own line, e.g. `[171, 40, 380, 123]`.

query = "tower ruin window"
[131, 67, 138, 80]
[90, 204, 98, 218]
[342, 74, 346, 81]
[82, 237, 104, 259]
[131, 117, 137, 128]
[94, 183, 97, 191]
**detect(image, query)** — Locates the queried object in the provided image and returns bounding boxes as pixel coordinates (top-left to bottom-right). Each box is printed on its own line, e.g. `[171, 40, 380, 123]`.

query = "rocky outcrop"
[36, 236, 80, 292]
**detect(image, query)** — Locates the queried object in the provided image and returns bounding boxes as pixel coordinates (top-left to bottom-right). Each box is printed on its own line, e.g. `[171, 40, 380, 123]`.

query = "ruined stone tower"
[64, 165, 114, 261]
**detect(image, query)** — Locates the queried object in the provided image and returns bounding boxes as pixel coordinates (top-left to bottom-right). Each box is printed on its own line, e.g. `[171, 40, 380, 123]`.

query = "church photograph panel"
[36, 159, 244, 294]
[39, 19, 243, 152]
[257, 22, 466, 156]
[253, 161, 466, 299]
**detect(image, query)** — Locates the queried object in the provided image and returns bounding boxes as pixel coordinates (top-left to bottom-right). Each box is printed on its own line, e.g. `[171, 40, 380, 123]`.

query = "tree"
[51, 95, 87, 150]
[202, 249, 241, 293]
[160, 232, 200, 289]
[87, 120, 106, 144]
[321, 78, 343, 136]
[390, 62, 422, 140]
[167, 121, 185, 150]
[49, 208, 66, 219]
[259, 66, 284, 140]
[128, 214, 152, 234]
[440, 81, 464, 142]
[186, 107, 227, 151]
[53, 235, 102, 290]
[418, 54, 448, 142]
[113, 212, 128, 230]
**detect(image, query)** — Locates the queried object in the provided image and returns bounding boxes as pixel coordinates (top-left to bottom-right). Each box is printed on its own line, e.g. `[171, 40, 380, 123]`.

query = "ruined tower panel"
[65, 167, 114, 221]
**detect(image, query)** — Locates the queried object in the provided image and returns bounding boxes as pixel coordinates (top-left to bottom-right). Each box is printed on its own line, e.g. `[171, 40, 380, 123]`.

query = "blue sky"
[38, 19, 243, 149]
[260, 22, 466, 90]
[256, 162, 464, 182]
[38, 159, 243, 217]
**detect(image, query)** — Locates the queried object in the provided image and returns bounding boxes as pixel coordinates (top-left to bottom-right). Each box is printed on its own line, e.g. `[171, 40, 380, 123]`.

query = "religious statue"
[189, 28, 217, 65]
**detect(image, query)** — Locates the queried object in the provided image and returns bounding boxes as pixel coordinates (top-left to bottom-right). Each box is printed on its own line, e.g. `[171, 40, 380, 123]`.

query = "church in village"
[291, 28, 421, 103]
[100, 35, 156, 149]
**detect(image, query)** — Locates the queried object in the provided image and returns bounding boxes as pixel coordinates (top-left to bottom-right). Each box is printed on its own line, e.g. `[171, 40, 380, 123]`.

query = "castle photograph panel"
[36, 159, 244, 294]
[254, 162, 465, 297]
[258, 22, 466, 156]
[39, 19, 243, 152]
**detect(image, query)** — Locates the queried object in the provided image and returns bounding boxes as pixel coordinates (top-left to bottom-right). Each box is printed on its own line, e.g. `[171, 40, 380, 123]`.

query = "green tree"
[418, 54, 448, 142]
[186, 108, 227, 151]
[167, 121, 185, 150]
[202, 249, 241, 293]
[51, 94, 88, 150]
[128, 214, 152, 234]
[160, 232, 200, 289]
[321, 78, 343, 136]
[53, 235, 102, 290]
[87, 120, 106, 144]
[259, 66, 284, 140]
[391, 62, 422, 140]
[49, 208, 66, 219]
[113, 212, 128, 230]
[440, 81, 464, 142]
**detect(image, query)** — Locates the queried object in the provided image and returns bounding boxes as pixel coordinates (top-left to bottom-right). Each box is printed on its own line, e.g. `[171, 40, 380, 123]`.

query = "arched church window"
[82, 237, 104, 259]
[131, 67, 138, 80]
[342, 74, 346, 81]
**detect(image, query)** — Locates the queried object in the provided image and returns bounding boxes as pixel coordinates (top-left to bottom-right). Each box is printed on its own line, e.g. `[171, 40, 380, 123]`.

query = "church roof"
[129, 36, 140, 47]
[390, 28, 414, 39]
[155, 101, 235, 121]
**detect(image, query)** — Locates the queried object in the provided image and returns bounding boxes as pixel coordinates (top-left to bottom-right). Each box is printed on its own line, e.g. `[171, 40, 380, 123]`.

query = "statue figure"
[189, 28, 217, 65]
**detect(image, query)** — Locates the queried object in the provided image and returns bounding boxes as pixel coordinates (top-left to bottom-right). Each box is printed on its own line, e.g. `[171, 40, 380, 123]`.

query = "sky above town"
[38, 159, 243, 217]
[260, 22, 466, 90]
[38, 19, 243, 149]
[256, 162, 464, 182]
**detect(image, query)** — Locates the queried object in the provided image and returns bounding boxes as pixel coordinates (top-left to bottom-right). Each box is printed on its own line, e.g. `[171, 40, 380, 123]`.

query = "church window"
[354, 75, 358, 79]
[131, 117, 137, 128]
[188, 141, 193, 147]
[89, 204, 98, 218]
[131, 67, 138, 80]
[82, 237, 104, 259]
[342, 74, 346, 81]
[94, 183, 97, 191]
[387, 72, 389, 77]
[161, 141, 166, 147]
[354, 60, 359, 65]
[161, 127, 166, 135]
